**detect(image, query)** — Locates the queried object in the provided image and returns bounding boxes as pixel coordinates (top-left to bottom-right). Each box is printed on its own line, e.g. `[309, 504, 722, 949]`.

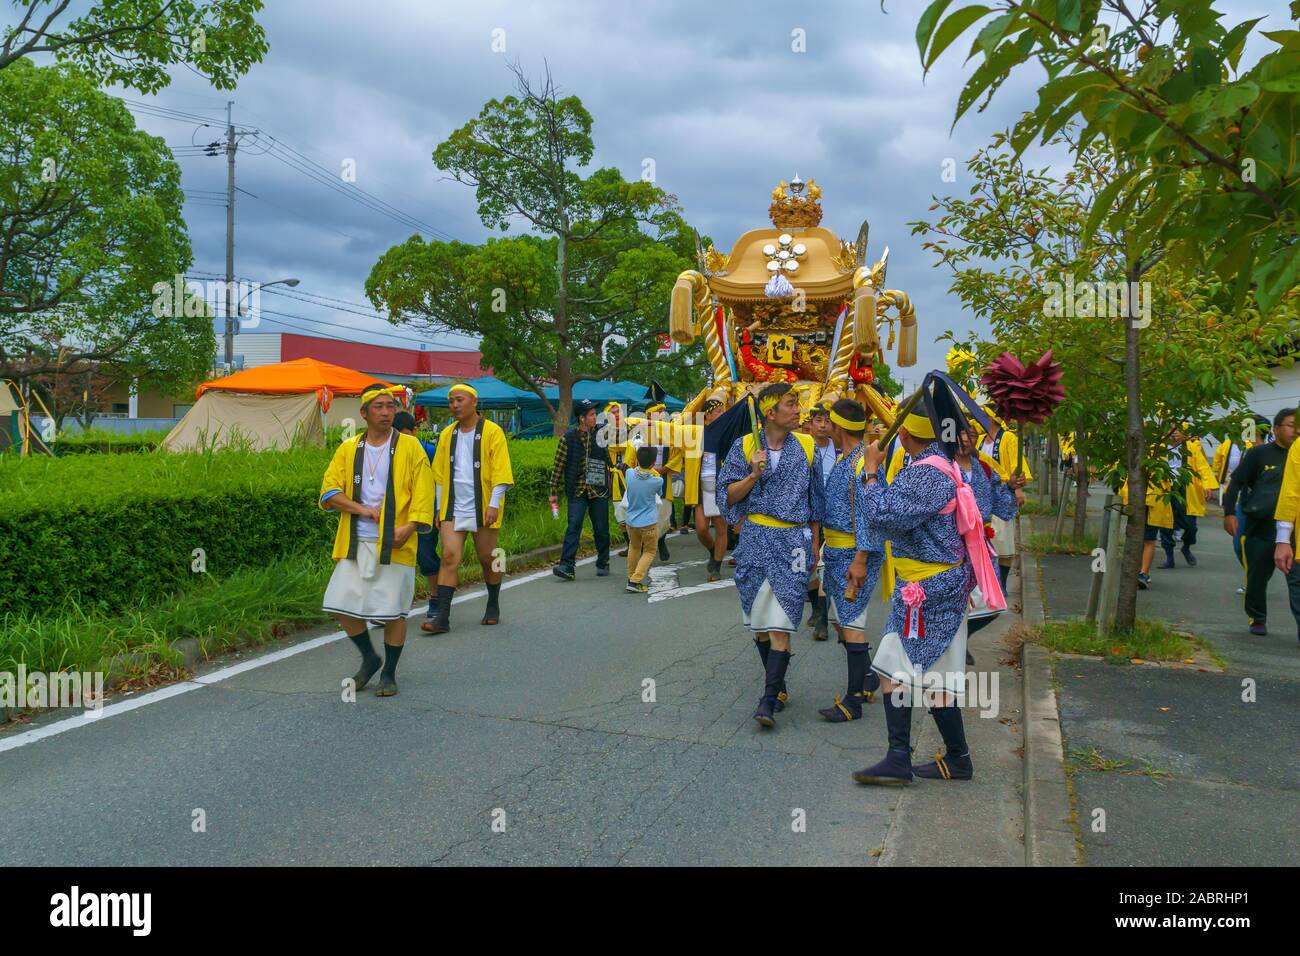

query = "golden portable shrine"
[668, 174, 917, 423]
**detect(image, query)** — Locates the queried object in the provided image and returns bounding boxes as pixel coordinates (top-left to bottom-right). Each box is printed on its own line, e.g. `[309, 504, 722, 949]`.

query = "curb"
[1020, 550, 1080, 866]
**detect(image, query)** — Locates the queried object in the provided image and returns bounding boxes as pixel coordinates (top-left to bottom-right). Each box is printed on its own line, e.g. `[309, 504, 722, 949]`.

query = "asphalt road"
[1, 545, 1025, 867]
[1038, 493, 1300, 866]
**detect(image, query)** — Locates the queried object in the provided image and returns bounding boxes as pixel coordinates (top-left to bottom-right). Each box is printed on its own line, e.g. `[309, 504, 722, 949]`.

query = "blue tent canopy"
[541, 380, 685, 412]
[415, 376, 547, 411]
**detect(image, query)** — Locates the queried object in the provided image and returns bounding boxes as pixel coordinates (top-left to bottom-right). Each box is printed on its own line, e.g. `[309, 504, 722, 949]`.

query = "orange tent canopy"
[195, 358, 396, 410]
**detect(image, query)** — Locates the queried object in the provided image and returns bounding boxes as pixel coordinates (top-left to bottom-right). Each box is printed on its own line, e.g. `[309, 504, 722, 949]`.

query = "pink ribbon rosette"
[900, 581, 927, 640]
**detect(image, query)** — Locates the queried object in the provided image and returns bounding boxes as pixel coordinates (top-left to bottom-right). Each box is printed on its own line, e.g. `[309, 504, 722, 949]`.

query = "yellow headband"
[604, 401, 621, 415]
[448, 383, 478, 399]
[645, 402, 666, 415]
[829, 409, 866, 432]
[360, 385, 402, 406]
[902, 412, 935, 439]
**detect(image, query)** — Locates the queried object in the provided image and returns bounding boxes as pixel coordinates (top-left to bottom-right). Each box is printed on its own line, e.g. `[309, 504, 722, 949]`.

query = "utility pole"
[223, 100, 237, 371]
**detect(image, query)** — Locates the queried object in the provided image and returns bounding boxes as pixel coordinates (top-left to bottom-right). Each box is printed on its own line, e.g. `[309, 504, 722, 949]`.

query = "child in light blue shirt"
[623, 445, 663, 592]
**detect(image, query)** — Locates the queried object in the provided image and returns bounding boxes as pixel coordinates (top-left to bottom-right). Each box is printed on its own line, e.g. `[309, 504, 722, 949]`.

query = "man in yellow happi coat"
[426, 383, 514, 633]
[1273, 430, 1300, 583]
[320, 383, 435, 697]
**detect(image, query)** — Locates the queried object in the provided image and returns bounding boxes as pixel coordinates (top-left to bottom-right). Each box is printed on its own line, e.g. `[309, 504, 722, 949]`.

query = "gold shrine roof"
[709, 226, 855, 304]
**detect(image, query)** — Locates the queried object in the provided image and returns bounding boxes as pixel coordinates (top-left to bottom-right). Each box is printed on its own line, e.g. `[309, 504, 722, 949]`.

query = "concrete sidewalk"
[1032, 490, 1300, 866]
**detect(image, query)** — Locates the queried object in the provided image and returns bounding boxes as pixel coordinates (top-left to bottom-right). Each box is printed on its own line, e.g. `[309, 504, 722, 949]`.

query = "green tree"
[870, 359, 905, 398]
[0, 60, 214, 397]
[1, 0, 269, 92]
[913, 127, 1297, 630]
[366, 66, 704, 433]
[915, 0, 1300, 312]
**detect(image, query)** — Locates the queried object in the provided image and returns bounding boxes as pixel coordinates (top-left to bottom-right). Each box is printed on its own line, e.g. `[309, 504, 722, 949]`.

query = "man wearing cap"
[320, 384, 434, 697]
[550, 398, 612, 580]
[718, 382, 826, 729]
[426, 383, 514, 632]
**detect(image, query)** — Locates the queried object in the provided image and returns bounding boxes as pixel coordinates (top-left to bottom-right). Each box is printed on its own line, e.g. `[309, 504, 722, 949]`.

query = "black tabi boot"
[853, 691, 914, 785]
[1181, 543, 1197, 566]
[998, 562, 1011, 592]
[914, 706, 974, 780]
[754, 637, 786, 711]
[1159, 545, 1176, 569]
[753, 649, 791, 728]
[812, 594, 829, 641]
[481, 582, 501, 625]
[707, 557, 722, 581]
[348, 630, 382, 691]
[657, 537, 671, 562]
[375, 642, 403, 697]
[862, 644, 881, 699]
[426, 584, 454, 634]
[819, 642, 870, 722]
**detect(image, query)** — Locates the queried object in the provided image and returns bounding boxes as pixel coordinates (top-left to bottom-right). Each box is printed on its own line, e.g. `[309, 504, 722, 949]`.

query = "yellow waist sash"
[822, 527, 856, 548]
[881, 546, 960, 602]
[747, 514, 800, 528]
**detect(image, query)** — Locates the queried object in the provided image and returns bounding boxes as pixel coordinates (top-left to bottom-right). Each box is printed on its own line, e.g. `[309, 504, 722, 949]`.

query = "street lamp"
[238, 277, 299, 316]
[223, 277, 300, 371]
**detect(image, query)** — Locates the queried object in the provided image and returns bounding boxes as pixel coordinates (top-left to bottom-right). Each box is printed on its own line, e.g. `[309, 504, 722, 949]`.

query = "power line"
[232, 187, 361, 242]
[248, 307, 482, 354]
[183, 274, 480, 353]
[260, 145, 452, 243]
[267, 138, 456, 241]
[188, 270, 485, 353]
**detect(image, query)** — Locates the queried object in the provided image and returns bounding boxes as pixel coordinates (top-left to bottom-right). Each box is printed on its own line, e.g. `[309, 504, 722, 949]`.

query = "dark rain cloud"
[114, 0, 1284, 381]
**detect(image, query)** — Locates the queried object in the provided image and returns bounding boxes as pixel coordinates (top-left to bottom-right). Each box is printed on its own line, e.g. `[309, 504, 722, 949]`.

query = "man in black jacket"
[1223, 407, 1298, 638]
[550, 399, 612, 580]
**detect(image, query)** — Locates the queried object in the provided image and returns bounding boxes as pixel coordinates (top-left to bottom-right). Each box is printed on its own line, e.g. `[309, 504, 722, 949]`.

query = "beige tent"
[161, 391, 324, 452]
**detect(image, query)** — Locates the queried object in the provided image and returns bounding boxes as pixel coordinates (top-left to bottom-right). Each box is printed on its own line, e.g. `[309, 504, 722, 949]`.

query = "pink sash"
[912, 456, 1006, 612]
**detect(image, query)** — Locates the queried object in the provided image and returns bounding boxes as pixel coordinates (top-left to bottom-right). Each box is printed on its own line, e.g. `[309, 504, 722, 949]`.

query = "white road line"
[0, 555, 597, 755]
[648, 579, 736, 603]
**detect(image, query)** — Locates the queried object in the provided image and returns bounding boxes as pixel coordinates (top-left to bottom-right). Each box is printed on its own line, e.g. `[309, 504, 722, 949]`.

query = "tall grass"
[2, 494, 615, 679]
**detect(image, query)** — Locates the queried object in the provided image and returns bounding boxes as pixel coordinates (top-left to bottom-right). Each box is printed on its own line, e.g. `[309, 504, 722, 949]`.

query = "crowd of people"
[310, 377, 1300, 789]
[539, 377, 1030, 785]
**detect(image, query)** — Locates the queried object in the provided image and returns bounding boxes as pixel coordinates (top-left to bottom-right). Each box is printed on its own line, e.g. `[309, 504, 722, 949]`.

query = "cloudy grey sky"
[115, 0, 1287, 385]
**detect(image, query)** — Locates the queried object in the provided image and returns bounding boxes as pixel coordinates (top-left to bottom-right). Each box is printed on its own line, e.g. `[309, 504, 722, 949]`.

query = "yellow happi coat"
[320, 431, 435, 567]
[974, 424, 1034, 483]
[1120, 439, 1218, 528]
[430, 417, 514, 529]
[1211, 439, 1235, 484]
[1274, 437, 1300, 534]
[1182, 439, 1218, 517]
[623, 416, 697, 504]
[1121, 479, 1174, 529]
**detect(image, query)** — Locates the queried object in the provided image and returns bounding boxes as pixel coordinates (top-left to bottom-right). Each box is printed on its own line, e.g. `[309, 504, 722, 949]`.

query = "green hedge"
[0, 436, 559, 619]
[51, 428, 169, 455]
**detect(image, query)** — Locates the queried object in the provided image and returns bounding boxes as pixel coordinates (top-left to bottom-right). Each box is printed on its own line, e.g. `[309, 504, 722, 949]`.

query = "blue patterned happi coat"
[812, 439, 836, 489]
[861, 441, 976, 670]
[821, 441, 884, 628]
[717, 429, 826, 627]
[964, 455, 1018, 524]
